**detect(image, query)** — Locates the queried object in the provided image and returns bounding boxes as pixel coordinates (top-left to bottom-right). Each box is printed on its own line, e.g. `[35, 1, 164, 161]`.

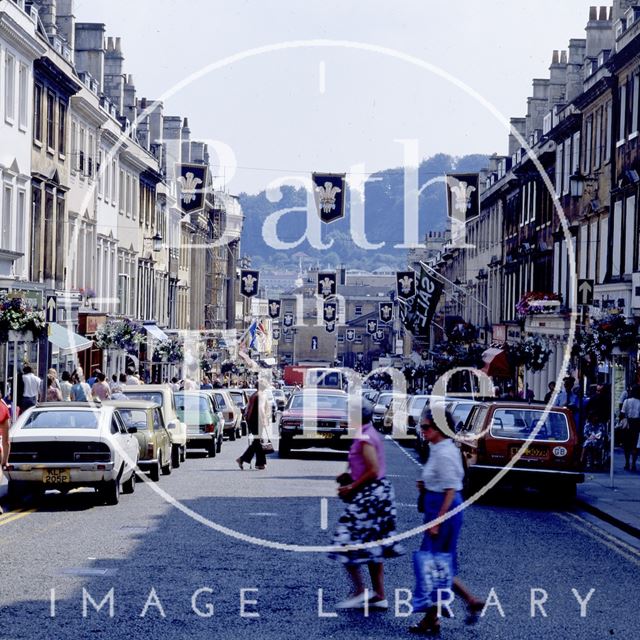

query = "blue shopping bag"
[412, 550, 453, 613]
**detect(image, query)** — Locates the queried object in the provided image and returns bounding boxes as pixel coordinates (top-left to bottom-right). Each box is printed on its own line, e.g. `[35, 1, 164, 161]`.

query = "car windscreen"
[213, 393, 228, 408]
[175, 395, 214, 421]
[490, 409, 570, 442]
[117, 409, 149, 431]
[228, 392, 244, 406]
[450, 403, 474, 431]
[409, 397, 428, 413]
[123, 391, 163, 407]
[378, 393, 395, 407]
[289, 394, 348, 412]
[22, 410, 100, 429]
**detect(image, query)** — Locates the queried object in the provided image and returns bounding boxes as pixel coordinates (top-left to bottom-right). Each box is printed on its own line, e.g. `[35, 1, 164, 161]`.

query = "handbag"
[412, 550, 453, 613]
[336, 472, 354, 502]
[261, 439, 275, 454]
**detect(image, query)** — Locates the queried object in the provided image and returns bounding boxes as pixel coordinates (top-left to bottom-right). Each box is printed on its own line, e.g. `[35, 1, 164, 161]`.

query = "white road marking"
[320, 497, 329, 530]
[387, 435, 421, 468]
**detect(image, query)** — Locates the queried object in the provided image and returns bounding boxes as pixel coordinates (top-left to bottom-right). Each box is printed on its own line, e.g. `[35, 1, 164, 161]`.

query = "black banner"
[176, 163, 208, 213]
[272, 327, 281, 341]
[446, 173, 480, 221]
[240, 269, 260, 298]
[379, 301, 393, 324]
[323, 300, 338, 323]
[366, 318, 377, 335]
[345, 328, 355, 342]
[325, 320, 336, 333]
[283, 312, 294, 328]
[312, 173, 346, 223]
[409, 265, 444, 337]
[396, 271, 416, 300]
[317, 272, 337, 298]
[268, 299, 281, 319]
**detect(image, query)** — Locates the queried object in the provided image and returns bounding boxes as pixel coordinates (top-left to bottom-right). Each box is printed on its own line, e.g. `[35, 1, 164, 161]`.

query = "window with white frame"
[624, 195, 635, 275]
[2, 185, 13, 250]
[18, 63, 28, 129]
[88, 132, 94, 178]
[563, 139, 571, 194]
[578, 224, 588, 279]
[598, 216, 608, 283]
[584, 117, 593, 173]
[119, 170, 125, 213]
[611, 200, 622, 277]
[633, 74, 640, 135]
[594, 108, 602, 170]
[619, 83, 627, 142]
[111, 160, 117, 203]
[605, 101, 612, 162]
[4, 53, 16, 123]
[588, 219, 597, 279]
[15, 189, 26, 275]
[71, 121, 78, 172]
[555, 144, 563, 196]
[572, 131, 580, 173]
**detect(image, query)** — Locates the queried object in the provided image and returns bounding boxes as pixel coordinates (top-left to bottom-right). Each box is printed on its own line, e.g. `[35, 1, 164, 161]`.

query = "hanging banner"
[445, 173, 480, 221]
[176, 163, 208, 214]
[378, 301, 393, 324]
[396, 270, 416, 300]
[366, 318, 378, 335]
[409, 264, 444, 337]
[272, 327, 281, 341]
[283, 312, 294, 328]
[240, 269, 260, 298]
[374, 327, 385, 342]
[323, 299, 338, 323]
[325, 320, 336, 333]
[317, 271, 337, 298]
[345, 328, 355, 342]
[268, 299, 282, 319]
[312, 173, 346, 223]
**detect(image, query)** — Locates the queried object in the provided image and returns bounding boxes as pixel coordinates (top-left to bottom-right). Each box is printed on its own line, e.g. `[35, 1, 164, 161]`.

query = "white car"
[122, 384, 188, 467]
[6, 403, 139, 505]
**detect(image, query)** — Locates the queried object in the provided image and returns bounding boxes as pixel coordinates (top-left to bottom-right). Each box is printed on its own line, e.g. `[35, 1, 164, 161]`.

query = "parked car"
[278, 390, 350, 457]
[372, 392, 405, 430]
[221, 388, 249, 435]
[175, 391, 223, 457]
[105, 400, 172, 481]
[122, 384, 187, 468]
[6, 403, 138, 505]
[272, 388, 287, 410]
[457, 402, 584, 500]
[206, 390, 242, 440]
[447, 398, 481, 433]
[361, 389, 380, 404]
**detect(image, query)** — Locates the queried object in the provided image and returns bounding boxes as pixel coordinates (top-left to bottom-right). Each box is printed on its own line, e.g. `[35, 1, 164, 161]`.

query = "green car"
[175, 391, 223, 457]
[105, 400, 173, 482]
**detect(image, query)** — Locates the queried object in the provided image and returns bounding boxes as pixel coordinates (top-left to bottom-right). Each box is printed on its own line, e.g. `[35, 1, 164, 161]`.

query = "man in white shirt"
[20, 365, 41, 411]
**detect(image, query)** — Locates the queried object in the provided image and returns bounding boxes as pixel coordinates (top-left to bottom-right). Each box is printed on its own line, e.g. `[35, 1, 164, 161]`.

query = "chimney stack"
[566, 38, 586, 102]
[526, 79, 549, 136]
[508, 117, 527, 156]
[181, 118, 191, 163]
[585, 5, 613, 60]
[548, 49, 568, 110]
[32, 0, 57, 38]
[74, 23, 106, 92]
[104, 35, 125, 114]
[56, 0, 75, 51]
[123, 74, 137, 127]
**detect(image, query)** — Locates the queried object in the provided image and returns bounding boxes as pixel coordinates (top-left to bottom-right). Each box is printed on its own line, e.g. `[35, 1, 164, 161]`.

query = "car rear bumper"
[468, 464, 584, 484]
[187, 434, 216, 445]
[6, 461, 117, 484]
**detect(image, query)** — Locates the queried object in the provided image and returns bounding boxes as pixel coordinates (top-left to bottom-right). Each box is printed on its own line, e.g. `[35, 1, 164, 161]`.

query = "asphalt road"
[0, 434, 639, 640]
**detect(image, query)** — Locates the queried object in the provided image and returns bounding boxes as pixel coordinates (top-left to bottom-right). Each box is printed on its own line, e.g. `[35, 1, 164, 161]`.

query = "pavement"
[577, 448, 640, 539]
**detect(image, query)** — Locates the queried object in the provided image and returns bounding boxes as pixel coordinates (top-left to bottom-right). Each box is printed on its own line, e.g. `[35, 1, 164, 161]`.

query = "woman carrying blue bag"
[410, 406, 483, 636]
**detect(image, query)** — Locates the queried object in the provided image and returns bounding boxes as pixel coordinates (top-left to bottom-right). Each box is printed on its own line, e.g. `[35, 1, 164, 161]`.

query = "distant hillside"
[238, 153, 489, 271]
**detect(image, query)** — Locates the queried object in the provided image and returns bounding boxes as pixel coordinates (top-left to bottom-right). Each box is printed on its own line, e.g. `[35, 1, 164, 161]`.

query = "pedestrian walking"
[60, 371, 73, 401]
[543, 381, 556, 404]
[236, 391, 267, 470]
[0, 396, 10, 470]
[45, 374, 62, 402]
[20, 365, 41, 411]
[410, 406, 483, 635]
[70, 371, 91, 402]
[620, 384, 640, 472]
[91, 372, 111, 402]
[328, 399, 403, 610]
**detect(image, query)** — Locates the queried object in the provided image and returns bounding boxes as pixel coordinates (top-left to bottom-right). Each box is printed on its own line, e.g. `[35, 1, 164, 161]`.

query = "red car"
[278, 390, 350, 457]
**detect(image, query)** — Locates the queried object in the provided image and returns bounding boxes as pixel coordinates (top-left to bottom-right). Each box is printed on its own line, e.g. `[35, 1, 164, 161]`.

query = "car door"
[153, 408, 171, 462]
[113, 411, 138, 473]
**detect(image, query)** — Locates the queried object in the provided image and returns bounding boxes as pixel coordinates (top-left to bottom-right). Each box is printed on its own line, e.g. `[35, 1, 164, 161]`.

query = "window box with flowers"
[516, 291, 563, 316]
[152, 338, 184, 364]
[94, 318, 144, 354]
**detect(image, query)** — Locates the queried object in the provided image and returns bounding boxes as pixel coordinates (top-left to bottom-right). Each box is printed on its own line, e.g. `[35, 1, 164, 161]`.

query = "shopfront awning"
[143, 323, 169, 341]
[48, 322, 93, 354]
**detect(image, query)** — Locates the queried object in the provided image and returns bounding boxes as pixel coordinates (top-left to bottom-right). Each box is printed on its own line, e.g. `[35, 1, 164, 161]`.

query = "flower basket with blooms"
[0, 296, 46, 341]
[576, 312, 637, 361]
[446, 321, 477, 344]
[152, 338, 184, 364]
[520, 336, 552, 371]
[94, 318, 144, 354]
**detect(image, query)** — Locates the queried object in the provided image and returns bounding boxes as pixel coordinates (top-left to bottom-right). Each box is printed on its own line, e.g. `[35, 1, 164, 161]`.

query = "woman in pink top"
[91, 372, 111, 402]
[329, 399, 403, 610]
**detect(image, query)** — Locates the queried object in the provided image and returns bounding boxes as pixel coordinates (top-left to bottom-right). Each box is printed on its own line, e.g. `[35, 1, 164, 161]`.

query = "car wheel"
[150, 456, 161, 482]
[161, 453, 172, 475]
[207, 440, 216, 458]
[279, 439, 291, 458]
[180, 445, 186, 463]
[122, 470, 136, 494]
[102, 479, 120, 505]
[228, 429, 236, 441]
[241, 421, 248, 437]
[235, 427, 241, 438]
[171, 444, 181, 469]
[7, 480, 26, 507]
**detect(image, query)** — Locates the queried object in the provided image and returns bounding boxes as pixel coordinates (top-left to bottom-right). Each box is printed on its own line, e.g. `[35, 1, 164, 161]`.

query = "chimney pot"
[115, 36, 122, 52]
[589, 6, 597, 20]
[560, 50, 568, 64]
[599, 5, 608, 20]
[552, 49, 559, 64]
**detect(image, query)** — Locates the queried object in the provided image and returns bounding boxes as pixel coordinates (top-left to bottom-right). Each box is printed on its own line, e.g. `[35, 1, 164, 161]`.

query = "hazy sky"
[75, 0, 596, 194]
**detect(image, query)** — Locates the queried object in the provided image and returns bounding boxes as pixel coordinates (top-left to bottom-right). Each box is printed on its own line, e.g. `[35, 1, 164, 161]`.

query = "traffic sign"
[578, 279, 594, 306]
[46, 295, 57, 323]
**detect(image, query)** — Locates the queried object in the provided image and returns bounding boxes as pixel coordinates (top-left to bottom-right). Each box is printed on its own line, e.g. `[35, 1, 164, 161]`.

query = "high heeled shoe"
[408, 619, 440, 636]
[465, 599, 485, 625]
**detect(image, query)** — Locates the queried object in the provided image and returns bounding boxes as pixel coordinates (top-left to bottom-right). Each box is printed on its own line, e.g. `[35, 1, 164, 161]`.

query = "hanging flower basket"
[516, 291, 562, 316]
[575, 312, 638, 361]
[446, 321, 477, 344]
[94, 318, 144, 354]
[152, 338, 184, 364]
[0, 296, 46, 342]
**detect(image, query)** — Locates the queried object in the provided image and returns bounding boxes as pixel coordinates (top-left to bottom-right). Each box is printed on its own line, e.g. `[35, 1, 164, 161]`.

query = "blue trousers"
[420, 490, 463, 575]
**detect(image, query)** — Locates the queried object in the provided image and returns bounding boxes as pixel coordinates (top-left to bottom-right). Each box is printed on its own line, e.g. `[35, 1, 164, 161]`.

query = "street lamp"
[144, 233, 163, 252]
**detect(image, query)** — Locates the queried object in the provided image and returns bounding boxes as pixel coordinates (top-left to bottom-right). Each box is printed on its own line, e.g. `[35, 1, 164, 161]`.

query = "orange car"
[456, 402, 584, 500]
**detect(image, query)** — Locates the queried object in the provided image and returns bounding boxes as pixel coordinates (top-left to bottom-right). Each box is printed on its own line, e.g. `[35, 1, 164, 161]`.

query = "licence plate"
[511, 446, 548, 459]
[319, 432, 335, 439]
[43, 468, 70, 483]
